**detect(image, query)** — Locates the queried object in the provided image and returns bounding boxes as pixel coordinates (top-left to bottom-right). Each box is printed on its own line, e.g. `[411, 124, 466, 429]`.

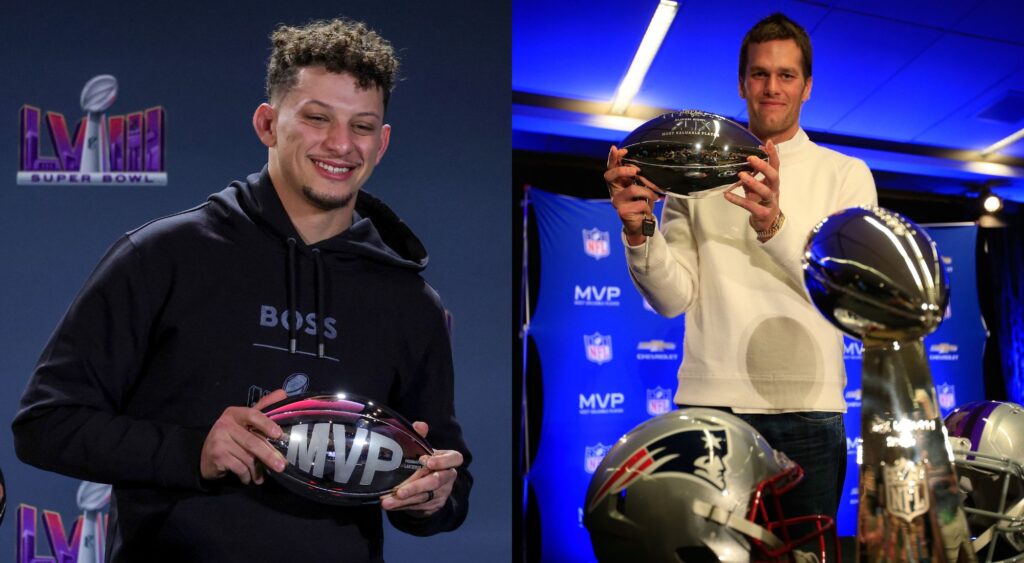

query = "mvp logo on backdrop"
[19, 75, 166, 186]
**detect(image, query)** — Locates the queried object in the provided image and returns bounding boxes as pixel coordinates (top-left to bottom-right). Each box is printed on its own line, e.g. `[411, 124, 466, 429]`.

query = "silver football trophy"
[620, 109, 768, 199]
[803, 206, 976, 562]
[79, 75, 118, 174]
[76, 481, 112, 563]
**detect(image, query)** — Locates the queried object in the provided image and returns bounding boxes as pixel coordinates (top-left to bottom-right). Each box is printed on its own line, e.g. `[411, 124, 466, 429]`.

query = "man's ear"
[802, 76, 813, 102]
[253, 103, 277, 148]
[375, 124, 392, 165]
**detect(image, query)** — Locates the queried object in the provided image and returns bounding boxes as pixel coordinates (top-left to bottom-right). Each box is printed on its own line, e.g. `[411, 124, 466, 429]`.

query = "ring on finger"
[426, 490, 435, 502]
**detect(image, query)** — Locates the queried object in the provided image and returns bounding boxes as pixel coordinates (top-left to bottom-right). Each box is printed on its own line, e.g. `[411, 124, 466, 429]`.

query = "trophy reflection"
[803, 206, 976, 562]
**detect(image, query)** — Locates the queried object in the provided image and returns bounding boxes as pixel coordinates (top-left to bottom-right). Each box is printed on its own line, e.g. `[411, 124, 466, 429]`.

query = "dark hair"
[739, 13, 812, 79]
[265, 18, 400, 108]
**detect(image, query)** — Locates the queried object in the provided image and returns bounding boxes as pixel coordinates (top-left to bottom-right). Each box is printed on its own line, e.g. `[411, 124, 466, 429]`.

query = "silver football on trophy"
[802, 206, 948, 341]
[620, 110, 768, 198]
[80, 75, 118, 113]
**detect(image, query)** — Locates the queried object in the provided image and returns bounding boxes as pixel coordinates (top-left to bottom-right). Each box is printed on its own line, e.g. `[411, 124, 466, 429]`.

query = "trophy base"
[855, 340, 976, 563]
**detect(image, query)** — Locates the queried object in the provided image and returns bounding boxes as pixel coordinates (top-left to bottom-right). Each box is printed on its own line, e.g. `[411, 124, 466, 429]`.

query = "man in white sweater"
[605, 13, 876, 528]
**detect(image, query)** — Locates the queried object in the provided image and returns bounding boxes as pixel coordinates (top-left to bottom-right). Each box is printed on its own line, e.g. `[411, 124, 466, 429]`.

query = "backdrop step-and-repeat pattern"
[524, 187, 986, 562]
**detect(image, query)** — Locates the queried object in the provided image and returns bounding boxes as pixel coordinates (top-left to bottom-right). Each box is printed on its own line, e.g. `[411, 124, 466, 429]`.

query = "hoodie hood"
[206, 166, 429, 358]
[211, 165, 428, 271]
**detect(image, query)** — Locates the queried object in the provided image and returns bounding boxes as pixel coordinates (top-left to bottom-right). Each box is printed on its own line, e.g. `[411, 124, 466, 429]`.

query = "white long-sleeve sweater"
[625, 129, 877, 412]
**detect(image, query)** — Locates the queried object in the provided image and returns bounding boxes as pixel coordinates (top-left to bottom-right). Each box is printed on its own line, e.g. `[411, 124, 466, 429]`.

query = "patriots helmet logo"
[587, 427, 729, 513]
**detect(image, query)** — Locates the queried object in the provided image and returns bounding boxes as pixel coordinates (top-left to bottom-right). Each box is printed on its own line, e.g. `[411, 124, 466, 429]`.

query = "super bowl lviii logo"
[18, 481, 111, 563]
[19, 75, 166, 185]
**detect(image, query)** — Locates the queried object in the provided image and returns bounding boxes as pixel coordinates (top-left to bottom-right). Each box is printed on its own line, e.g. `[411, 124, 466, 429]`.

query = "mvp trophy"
[804, 206, 976, 562]
[620, 109, 768, 236]
[620, 109, 768, 198]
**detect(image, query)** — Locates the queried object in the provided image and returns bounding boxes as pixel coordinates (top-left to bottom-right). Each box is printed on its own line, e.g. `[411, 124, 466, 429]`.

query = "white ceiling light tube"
[609, 0, 679, 115]
[980, 126, 1024, 157]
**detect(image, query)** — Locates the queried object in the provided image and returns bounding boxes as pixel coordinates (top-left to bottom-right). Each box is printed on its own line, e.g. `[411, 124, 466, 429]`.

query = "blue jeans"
[729, 411, 847, 521]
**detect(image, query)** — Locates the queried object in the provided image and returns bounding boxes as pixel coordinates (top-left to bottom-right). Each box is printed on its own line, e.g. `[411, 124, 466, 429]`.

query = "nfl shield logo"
[582, 228, 610, 260]
[883, 458, 929, 522]
[646, 386, 672, 416]
[584, 333, 613, 365]
[585, 443, 610, 473]
[937, 383, 956, 411]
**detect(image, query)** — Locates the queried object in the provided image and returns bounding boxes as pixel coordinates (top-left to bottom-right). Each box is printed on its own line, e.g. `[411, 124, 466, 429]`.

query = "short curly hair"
[265, 18, 400, 108]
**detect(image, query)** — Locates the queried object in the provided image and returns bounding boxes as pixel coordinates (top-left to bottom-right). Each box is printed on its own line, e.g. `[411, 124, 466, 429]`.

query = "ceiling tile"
[832, 34, 1024, 143]
[800, 10, 943, 131]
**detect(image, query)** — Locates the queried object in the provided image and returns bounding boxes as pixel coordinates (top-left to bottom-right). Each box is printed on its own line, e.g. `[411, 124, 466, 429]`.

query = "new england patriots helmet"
[944, 400, 1024, 562]
[584, 408, 836, 562]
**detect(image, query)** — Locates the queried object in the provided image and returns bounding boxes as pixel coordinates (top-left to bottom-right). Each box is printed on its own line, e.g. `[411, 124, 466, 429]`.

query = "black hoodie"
[12, 167, 472, 562]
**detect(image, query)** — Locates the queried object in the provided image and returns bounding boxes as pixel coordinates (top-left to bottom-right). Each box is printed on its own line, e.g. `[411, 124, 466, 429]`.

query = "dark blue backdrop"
[1, 1, 510, 561]
[525, 188, 987, 561]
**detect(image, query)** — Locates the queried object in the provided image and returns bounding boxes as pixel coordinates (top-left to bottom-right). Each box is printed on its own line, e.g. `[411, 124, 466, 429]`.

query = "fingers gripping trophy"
[803, 206, 976, 562]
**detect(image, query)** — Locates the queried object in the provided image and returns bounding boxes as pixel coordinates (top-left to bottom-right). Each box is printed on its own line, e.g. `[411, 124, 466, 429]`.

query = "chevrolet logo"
[637, 340, 676, 352]
[929, 342, 958, 354]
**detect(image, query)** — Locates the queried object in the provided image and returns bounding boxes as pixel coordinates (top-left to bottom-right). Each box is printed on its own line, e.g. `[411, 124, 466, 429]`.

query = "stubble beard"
[302, 184, 355, 211]
[751, 110, 796, 142]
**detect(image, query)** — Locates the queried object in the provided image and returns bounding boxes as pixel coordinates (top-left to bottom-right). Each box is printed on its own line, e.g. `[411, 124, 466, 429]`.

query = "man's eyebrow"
[300, 99, 382, 119]
[745, 65, 798, 75]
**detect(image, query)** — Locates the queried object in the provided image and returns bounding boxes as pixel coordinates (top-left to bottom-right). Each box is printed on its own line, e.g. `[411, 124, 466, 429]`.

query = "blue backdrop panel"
[527, 188, 987, 559]
[527, 188, 683, 562]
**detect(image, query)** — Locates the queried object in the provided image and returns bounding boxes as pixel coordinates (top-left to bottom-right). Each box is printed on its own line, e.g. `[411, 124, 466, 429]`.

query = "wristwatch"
[754, 211, 785, 242]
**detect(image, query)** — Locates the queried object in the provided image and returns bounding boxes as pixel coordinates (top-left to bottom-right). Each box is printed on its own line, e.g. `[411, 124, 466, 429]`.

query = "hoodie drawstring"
[312, 248, 325, 358]
[286, 239, 327, 358]
[286, 238, 298, 354]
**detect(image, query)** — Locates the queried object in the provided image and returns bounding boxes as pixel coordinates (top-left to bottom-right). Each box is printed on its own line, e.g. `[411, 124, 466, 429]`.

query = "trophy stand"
[803, 206, 976, 562]
[857, 339, 975, 562]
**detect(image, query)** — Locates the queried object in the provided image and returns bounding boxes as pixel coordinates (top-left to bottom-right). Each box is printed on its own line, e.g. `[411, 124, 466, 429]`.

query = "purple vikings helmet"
[584, 408, 836, 562]
[944, 401, 1024, 561]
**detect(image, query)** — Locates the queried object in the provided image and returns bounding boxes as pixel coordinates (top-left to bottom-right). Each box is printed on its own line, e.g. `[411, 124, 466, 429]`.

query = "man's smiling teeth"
[314, 160, 352, 174]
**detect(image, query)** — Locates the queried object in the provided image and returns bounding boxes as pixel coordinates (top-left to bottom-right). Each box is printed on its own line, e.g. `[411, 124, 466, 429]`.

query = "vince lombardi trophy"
[804, 206, 975, 562]
[79, 75, 118, 174]
[76, 481, 112, 563]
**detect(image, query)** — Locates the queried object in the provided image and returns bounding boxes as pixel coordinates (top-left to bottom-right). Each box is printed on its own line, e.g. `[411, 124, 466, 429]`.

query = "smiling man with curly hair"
[14, 17, 471, 562]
